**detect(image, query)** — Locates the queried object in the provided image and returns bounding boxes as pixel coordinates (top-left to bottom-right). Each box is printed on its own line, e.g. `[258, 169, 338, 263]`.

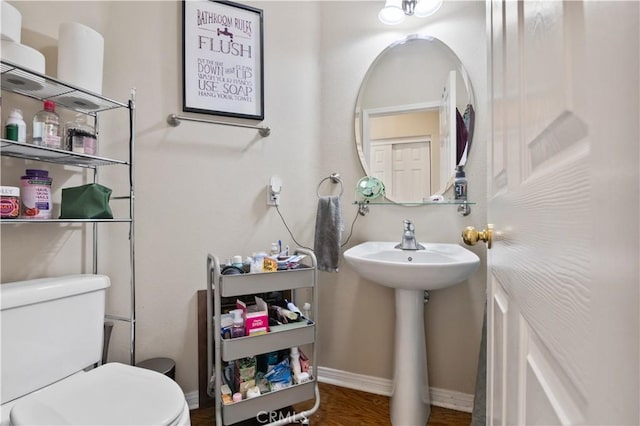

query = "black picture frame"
[182, 0, 264, 120]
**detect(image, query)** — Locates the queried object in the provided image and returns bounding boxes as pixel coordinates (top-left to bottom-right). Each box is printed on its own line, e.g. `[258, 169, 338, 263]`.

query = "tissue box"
[236, 298, 268, 336]
[245, 311, 268, 336]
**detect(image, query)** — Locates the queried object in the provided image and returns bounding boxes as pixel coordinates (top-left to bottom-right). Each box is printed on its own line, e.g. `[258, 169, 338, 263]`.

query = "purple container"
[21, 169, 52, 219]
[24, 169, 50, 178]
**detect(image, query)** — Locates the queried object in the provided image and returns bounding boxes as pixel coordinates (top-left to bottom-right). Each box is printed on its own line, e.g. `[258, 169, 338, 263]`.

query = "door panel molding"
[526, 332, 586, 424]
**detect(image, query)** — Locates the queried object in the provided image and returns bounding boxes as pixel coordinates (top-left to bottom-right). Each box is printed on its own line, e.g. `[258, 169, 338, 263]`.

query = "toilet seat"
[9, 363, 187, 426]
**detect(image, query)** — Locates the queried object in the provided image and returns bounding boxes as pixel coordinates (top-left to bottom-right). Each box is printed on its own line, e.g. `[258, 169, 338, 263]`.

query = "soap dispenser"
[454, 165, 467, 201]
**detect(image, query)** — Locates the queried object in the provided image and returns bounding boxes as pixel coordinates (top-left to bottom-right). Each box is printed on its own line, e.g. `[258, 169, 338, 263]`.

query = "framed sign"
[182, 0, 264, 120]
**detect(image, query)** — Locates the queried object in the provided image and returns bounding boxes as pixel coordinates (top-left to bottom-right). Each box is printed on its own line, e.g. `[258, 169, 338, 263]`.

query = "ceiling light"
[379, 0, 443, 24]
[378, 0, 406, 25]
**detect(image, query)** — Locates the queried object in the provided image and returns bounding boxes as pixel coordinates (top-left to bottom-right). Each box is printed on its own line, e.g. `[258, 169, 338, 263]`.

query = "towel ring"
[316, 173, 344, 198]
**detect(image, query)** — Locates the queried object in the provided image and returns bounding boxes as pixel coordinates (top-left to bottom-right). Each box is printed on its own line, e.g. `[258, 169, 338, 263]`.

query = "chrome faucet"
[395, 219, 425, 250]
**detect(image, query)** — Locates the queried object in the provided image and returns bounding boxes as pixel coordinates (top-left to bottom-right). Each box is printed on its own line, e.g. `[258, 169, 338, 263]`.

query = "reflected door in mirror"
[439, 70, 457, 192]
[367, 109, 438, 202]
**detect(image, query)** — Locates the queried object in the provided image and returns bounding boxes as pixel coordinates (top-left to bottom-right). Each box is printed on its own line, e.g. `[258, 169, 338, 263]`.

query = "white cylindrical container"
[231, 255, 243, 268]
[1, 1, 21, 42]
[6, 108, 26, 143]
[57, 22, 104, 93]
[1, 40, 46, 74]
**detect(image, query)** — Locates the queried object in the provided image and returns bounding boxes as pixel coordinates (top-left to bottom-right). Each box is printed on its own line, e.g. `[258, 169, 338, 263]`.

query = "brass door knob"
[462, 224, 493, 249]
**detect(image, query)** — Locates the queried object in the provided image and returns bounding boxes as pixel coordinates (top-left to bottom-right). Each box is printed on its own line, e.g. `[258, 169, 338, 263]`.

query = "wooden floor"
[190, 382, 472, 426]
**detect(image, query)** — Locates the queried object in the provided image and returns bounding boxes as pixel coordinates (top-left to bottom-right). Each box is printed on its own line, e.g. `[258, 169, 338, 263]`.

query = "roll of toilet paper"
[57, 22, 104, 93]
[1, 40, 45, 73]
[1, 1, 21, 43]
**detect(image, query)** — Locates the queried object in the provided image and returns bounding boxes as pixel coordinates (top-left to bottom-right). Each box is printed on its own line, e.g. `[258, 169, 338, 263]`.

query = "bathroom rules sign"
[183, 0, 264, 120]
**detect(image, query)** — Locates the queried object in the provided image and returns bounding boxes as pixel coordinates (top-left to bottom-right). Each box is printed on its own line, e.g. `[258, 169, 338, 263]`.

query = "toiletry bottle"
[270, 242, 279, 257]
[5, 123, 18, 142]
[32, 100, 61, 148]
[454, 165, 467, 201]
[290, 347, 302, 383]
[242, 257, 252, 273]
[6, 108, 26, 142]
[231, 316, 245, 338]
[302, 302, 312, 320]
[64, 113, 97, 154]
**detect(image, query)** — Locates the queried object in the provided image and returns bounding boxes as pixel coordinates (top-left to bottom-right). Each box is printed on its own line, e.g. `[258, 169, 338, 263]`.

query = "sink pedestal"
[390, 288, 430, 426]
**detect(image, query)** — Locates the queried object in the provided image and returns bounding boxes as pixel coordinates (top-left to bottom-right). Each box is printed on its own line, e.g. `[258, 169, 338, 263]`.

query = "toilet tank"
[0, 274, 111, 404]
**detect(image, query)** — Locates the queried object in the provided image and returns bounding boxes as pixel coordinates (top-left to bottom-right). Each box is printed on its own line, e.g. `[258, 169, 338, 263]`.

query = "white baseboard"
[316, 365, 392, 396]
[316, 366, 474, 413]
[185, 390, 199, 410]
[188, 366, 475, 413]
[429, 387, 475, 413]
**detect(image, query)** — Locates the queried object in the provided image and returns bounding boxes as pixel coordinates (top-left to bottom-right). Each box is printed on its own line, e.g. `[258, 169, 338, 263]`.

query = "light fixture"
[415, 0, 443, 17]
[378, 0, 443, 25]
[378, 0, 406, 25]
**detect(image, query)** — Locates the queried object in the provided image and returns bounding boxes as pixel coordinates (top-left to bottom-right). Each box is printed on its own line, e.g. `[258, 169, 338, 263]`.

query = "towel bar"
[316, 173, 344, 198]
[166, 114, 271, 137]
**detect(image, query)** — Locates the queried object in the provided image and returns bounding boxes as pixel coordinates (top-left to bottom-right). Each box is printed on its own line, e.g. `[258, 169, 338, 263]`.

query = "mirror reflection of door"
[439, 70, 457, 191]
[367, 108, 439, 203]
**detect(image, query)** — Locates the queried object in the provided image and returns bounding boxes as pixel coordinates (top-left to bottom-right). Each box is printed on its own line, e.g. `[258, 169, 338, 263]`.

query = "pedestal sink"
[343, 241, 480, 426]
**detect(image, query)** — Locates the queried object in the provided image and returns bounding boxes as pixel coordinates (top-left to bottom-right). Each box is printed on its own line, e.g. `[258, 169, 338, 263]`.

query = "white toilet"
[0, 275, 191, 426]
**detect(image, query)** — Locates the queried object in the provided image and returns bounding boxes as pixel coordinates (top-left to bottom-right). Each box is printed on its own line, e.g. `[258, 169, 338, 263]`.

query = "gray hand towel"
[314, 195, 343, 272]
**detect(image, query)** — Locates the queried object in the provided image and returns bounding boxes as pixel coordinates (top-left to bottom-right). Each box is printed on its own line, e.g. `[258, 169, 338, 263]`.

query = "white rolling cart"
[206, 248, 320, 425]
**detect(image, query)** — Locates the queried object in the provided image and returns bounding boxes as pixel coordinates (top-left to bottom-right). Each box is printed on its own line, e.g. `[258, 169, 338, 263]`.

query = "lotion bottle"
[290, 347, 302, 383]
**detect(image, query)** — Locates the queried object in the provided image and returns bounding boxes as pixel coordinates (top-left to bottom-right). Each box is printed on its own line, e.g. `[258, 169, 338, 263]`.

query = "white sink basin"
[342, 240, 481, 425]
[343, 241, 480, 290]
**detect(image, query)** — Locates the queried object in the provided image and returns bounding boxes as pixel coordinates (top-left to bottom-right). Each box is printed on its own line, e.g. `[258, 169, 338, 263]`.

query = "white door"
[487, 1, 638, 425]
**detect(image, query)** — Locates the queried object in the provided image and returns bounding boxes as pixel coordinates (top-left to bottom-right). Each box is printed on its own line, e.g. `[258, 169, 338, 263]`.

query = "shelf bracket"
[166, 114, 271, 137]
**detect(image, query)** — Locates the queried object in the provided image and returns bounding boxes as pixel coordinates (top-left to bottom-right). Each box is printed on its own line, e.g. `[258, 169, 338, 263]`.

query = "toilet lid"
[10, 363, 186, 426]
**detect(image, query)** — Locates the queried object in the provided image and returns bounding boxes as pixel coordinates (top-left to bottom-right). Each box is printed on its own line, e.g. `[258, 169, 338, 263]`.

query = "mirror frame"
[354, 34, 475, 203]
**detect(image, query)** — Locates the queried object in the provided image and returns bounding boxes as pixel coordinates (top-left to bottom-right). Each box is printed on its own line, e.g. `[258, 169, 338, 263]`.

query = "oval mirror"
[354, 35, 475, 204]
